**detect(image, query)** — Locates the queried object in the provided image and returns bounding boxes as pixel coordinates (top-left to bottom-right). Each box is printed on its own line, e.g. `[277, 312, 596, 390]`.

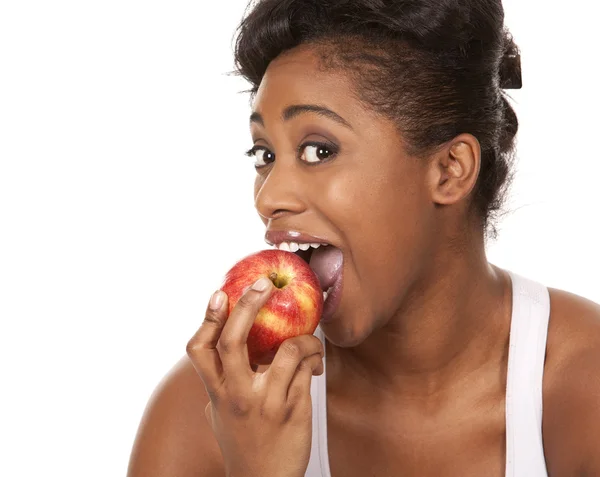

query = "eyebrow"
[250, 104, 353, 130]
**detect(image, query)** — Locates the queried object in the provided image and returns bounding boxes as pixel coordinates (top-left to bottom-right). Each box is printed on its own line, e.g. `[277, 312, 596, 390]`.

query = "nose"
[254, 159, 307, 222]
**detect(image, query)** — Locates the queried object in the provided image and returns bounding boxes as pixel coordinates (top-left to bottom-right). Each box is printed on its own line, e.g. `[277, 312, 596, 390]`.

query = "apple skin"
[220, 249, 323, 365]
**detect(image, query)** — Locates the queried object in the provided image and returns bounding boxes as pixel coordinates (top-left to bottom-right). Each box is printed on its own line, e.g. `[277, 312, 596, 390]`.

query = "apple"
[220, 249, 323, 365]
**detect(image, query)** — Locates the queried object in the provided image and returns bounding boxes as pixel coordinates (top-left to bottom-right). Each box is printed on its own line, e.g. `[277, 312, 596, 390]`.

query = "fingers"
[287, 353, 324, 404]
[189, 276, 320, 421]
[188, 277, 274, 399]
[186, 290, 229, 391]
[217, 277, 274, 379]
[264, 335, 324, 401]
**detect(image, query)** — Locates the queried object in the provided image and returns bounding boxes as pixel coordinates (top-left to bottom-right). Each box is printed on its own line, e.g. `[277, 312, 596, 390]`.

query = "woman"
[127, 0, 600, 476]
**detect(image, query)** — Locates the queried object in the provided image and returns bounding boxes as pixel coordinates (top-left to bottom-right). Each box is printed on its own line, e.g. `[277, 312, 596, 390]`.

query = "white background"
[0, 0, 598, 475]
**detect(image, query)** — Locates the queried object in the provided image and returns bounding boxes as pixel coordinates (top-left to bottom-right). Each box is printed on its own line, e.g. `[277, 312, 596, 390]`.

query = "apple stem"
[268, 272, 286, 288]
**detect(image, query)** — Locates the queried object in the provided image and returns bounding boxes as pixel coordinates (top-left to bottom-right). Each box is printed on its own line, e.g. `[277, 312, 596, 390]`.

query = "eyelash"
[244, 141, 340, 169]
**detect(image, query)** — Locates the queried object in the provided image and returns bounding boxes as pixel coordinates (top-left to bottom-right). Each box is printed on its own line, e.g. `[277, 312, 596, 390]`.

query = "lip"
[321, 265, 343, 323]
[265, 229, 332, 247]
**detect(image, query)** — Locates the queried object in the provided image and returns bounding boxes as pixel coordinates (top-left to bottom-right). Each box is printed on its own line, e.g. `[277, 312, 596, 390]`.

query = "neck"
[328, 235, 513, 400]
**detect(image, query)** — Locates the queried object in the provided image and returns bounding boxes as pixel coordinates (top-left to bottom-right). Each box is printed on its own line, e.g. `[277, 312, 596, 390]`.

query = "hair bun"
[499, 31, 522, 89]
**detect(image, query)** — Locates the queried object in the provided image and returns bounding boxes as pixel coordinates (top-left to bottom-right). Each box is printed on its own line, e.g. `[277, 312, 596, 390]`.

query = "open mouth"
[294, 246, 315, 266]
[289, 243, 343, 305]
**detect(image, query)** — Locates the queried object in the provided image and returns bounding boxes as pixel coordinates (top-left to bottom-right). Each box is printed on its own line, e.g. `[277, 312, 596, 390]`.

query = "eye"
[299, 141, 339, 164]
[245, 146, 275, 168]
[244, 141, 339, 169]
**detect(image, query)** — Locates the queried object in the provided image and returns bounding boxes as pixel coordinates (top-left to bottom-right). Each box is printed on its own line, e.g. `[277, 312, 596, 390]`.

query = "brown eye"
[299, 142, 338, 164]
[245, 146, 275, 168]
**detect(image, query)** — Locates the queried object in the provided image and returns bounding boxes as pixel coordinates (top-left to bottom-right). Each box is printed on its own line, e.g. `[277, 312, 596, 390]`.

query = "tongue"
[309, 246, 343, 291]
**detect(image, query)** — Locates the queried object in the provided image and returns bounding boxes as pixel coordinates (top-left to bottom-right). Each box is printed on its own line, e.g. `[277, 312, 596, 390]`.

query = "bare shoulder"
[127, 355, 225, 477]
[543, 287, 600, 475]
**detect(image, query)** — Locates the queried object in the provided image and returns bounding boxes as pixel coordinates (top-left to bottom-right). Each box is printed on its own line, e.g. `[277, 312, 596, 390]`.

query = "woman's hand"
[186, 277, 324, 477]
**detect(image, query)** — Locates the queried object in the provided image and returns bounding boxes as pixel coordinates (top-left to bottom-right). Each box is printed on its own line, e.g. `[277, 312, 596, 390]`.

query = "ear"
[427, 133, 481, 206]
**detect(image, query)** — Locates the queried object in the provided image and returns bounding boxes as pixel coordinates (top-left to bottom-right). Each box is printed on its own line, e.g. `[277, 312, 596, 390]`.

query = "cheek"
[327, 159, 427, 247]
[328, 161, 431, 300]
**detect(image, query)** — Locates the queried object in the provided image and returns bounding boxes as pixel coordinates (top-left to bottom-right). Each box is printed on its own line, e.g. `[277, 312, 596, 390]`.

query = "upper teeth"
[274, 241, 328, 252]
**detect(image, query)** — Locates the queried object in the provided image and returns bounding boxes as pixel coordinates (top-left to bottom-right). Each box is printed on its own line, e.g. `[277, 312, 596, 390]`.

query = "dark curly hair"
[231, 0, 522, 240]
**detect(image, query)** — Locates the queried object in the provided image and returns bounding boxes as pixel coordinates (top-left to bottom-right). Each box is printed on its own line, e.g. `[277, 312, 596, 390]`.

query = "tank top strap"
[307, 270, 551, 477]
[505, 270, 551, 477]
[305, 325, 330, 477]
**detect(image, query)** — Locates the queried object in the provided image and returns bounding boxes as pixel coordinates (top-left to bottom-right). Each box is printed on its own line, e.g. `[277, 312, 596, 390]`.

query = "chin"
[320, 306, 379, 348]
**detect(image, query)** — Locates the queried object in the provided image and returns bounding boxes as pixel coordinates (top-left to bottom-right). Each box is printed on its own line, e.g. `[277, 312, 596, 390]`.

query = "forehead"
[252, 45, 361, 120]
[249, 44, 406, 148]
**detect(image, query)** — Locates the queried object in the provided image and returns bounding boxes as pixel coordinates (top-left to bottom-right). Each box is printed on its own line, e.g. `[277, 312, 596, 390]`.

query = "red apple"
[220, 249, 323, 365]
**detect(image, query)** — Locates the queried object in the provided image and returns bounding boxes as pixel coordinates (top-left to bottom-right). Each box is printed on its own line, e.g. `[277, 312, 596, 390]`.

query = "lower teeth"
[322, 287, 333, 301]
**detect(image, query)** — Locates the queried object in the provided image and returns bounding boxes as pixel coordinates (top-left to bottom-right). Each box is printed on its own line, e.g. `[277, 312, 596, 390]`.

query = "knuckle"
[216, 338, 237, 355]
[308, 336, 324, 356]
[185, 339, 200, 356]
[236, 293, 257, 310]
[203, 311, 223, 327]
[228, 397, 251, 418]
[297, 358, 312, 372]
[281, 341, 302, 360]
[316, 340, 325, 356]
[237, 292, 254, 308]
[301, 354, 322, 373]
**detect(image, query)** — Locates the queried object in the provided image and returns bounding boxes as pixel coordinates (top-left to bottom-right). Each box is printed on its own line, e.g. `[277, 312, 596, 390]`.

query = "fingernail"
[209, 290, 224, 310]
[251, 277, 271, 291]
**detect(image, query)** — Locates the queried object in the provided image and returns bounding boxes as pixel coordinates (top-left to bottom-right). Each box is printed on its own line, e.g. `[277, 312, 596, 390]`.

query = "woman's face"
[249, 45, 438, 346]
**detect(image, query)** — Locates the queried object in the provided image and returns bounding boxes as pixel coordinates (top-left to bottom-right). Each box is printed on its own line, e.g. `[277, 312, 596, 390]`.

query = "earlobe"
[430, 134, 481, 206]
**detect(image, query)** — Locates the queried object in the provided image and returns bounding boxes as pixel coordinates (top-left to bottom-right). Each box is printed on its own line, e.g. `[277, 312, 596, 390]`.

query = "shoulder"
[543, 287, 600, 475]
[127, 355, 225, 477]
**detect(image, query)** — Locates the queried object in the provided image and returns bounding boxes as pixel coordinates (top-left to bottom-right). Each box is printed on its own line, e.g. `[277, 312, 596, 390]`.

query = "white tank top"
[305, 269, 550, 477]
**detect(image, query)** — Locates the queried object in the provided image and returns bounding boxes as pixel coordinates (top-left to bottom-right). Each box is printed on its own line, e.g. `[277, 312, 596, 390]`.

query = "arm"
[543, 293, 600, 476]
[127, 355, 225, 477]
